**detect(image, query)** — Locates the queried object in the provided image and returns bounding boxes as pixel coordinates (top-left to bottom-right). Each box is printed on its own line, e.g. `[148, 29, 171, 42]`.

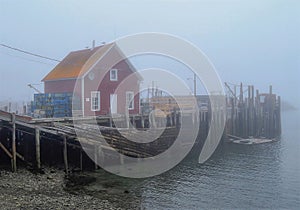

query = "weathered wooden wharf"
[0, 84, 281, 173]
[225, 83, 281, 139]
[0, 110, 202, 173]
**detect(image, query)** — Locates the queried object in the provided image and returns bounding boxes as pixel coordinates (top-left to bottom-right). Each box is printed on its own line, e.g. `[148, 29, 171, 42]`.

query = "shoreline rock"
[0, 167, 119, 209]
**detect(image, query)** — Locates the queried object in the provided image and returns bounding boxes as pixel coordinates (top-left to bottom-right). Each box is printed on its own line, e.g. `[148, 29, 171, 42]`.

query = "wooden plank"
[16, 152, 25, 161]
[227, 134, 243, 140]
[0, 142, 12, 158]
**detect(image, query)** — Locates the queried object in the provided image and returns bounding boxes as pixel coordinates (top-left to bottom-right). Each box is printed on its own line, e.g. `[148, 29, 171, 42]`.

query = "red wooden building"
[42, 43, 142, 117]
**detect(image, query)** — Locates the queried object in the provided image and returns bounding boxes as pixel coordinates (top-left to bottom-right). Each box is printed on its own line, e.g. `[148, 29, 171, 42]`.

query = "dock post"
[79, 149, 83, 171]
[231, 97, 235, 135]
[109, 115, 113, 127]
[120, 154, 124, 165]
[63, 135, 68, 175]
[133, 115, 136, 128]
[250, 85, 255, 136]
[277, 96, 282, 136]
[11, 113, 17, 172]
[255, 89, 261, 137]
[141, 115, 145, 128]
[94, 145, 98, 170]
[267, 85, 274, 138]
[150, 111, 157, 128]
[35, 127, 41, 170]
[125, 110, 130, 128]
[192, 112, 195, 127]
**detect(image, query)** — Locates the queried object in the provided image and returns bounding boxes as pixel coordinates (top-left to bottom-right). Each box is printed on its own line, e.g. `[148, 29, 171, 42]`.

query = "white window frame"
[110, 69, 118, 81]
[126, 91, 134, 110]
[91, 91, 100, 111]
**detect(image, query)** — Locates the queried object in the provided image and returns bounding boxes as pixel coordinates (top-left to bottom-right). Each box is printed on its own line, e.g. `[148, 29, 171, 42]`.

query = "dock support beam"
[35, 127, 41, 170]
[120, 154, 124, 165]
[141, 116, 145, 128]
[125, 112, 130, 128]
[94, 145, 98, 170]
[63, 135, 68, 175]
[11, 113, 17, 172]
[80, 149, 83, 171]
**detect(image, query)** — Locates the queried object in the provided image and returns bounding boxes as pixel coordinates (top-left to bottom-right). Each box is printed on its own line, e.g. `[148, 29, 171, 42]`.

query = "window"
[91, 91, 100, 111]
[126, 91, 134, 110]
[110, 69, 118, 81]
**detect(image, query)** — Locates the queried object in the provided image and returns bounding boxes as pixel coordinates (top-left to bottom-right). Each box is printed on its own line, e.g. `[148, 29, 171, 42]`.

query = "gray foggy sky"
[0, 0, 299, 107]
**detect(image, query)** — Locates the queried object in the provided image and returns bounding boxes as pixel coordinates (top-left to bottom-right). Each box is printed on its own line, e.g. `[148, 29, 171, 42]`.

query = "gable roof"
[42, 43, 114, 81]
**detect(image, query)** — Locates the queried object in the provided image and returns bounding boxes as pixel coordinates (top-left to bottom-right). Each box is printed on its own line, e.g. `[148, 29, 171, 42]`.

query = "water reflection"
[69, 111, 300, 209]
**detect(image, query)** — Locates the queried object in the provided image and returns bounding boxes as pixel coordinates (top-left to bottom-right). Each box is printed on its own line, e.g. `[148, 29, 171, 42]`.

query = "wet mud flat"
[0, 167, 121, 210]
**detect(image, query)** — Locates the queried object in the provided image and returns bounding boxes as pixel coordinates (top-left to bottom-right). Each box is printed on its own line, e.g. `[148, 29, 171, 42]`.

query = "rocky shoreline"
[0, 167, 121, 210]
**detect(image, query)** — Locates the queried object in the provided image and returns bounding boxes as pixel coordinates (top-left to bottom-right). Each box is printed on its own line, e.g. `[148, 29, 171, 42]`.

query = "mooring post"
[249, 85, 255, 136]
[94, 145, 98, 170]
[109, 115, 113, 127]
[239, 82, 244, 104]
[255, 89, 261, 136]
[151, 111, 157, 128]
[11, 112, 17, 172]
[141, 115, 145, 128]
[132, 115, 136, 128]
[125, 110, 130, 128]
[231, 97, 235, 135]
[35, 127, 41, 170]
[79, 149, 83, 171]
[120, 153, 124, 165]
[63, 135, 68, 175]
[277, 96, 282, 136]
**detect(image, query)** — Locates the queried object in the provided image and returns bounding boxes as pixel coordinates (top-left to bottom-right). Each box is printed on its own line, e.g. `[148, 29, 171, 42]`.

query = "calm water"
[82, 110, 300, 209]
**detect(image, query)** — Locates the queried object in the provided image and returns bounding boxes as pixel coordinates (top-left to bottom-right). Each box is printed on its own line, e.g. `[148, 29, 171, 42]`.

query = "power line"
[0, 43, 61, 62]
[0, 51, 56, 66]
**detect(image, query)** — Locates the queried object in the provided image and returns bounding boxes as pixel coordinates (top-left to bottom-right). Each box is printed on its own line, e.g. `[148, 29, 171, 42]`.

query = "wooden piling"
[250, 85, 255, 136]
[109, 115, 113, 127]
[11, 113, 17, 172]
[255, 89, 261, 137]
[151, 111, 157, 128]
[239, 82, 243, 104]
[35, 127, 41, 169]
[141, 115, 145, 128]
[79, 149, 83, 171]
[94, 145, 98, 170]
[133, 115, 136, 128]
[277, 96, 282, 136]
[270, 89, 275, 138]
[120, 153, 124, 165]
[125, 111, 130, 128]
[63, 135, 68, 175]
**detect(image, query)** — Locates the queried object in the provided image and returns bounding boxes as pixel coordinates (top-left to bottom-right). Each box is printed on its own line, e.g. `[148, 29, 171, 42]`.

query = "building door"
[110, 94, 118, 114]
